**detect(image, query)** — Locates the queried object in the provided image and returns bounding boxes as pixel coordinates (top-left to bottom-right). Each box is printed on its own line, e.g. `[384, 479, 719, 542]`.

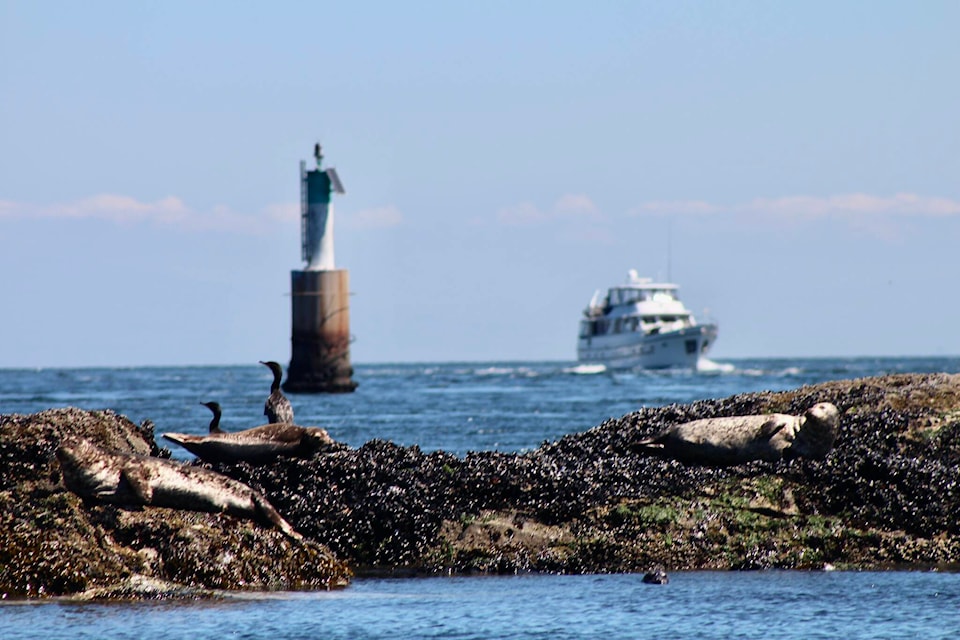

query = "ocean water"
[3, 572, 960, 639]
[4, 356, 959, 460]
[3, 356, 960, 638]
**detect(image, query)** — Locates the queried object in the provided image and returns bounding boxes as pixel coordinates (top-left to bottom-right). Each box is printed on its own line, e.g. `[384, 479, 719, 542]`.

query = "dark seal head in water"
[162, 423, 336, 464]
[635, 402, 840, 466]
[642, 566, 669, 585]
[260, 360, 294, 424]
[56, 438, 302, 540]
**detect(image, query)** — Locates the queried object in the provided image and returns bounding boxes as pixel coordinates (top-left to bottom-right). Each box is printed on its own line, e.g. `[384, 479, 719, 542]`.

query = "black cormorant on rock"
[259, 360, 294, 424]
[200, 401, 225, 434]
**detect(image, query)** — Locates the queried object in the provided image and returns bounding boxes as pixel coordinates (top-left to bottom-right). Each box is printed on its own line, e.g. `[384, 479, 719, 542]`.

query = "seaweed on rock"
[5, 372, 960, 598]
[217, 373, 960, 574]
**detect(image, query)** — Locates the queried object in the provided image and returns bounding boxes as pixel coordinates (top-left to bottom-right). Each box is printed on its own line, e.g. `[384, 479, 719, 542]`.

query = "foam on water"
[564, 363, 607, 375]
[696, 357, 736, 373]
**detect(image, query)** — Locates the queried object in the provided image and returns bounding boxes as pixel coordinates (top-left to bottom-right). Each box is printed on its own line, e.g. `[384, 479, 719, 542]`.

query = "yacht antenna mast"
[667, 218, 673, 282]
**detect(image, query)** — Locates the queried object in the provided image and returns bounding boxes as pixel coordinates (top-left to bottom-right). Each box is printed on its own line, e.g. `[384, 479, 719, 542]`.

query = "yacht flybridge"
[577, 270, 717, 370]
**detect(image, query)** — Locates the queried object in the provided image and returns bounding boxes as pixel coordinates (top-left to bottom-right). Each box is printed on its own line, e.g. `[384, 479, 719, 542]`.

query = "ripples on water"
[2, 357, 958, 459]
[3, 357, 960, 637]
[3, 572, 960, 639]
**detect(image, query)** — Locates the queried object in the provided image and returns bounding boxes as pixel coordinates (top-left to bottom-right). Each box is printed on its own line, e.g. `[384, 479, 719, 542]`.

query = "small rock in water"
[642, 567, 669, 585]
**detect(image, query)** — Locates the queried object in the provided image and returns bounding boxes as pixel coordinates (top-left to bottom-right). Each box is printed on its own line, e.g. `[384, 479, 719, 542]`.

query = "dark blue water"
[3, 357, 958, 459]
[3, 572, 959, 639]
[3, 357, 960, 638]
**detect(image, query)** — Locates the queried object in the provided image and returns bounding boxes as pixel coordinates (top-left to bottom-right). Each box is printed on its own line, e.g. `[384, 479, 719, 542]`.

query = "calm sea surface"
[3, 356, 960, 638]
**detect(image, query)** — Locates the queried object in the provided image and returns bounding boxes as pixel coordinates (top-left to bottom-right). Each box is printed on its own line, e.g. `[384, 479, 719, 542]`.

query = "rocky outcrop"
[4, 372, 960, 599]
[216, 373, 960, 574]
[0, 408, 350, 599]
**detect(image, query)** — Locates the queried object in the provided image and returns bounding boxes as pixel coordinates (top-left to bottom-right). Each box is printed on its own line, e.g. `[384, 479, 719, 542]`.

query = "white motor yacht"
[577, 270, 718, 370]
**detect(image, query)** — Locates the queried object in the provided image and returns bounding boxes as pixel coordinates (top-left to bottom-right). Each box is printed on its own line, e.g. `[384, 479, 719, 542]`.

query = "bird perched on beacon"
[201, 401, 225, 434]
[259, 360, 294, 424]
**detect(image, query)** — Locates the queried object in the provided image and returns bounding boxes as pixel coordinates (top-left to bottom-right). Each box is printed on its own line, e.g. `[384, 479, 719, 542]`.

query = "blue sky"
[1, 1, 958, 367]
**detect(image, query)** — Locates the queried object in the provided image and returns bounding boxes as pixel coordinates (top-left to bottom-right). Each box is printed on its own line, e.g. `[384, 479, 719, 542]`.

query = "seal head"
[787, 402, 840, 460]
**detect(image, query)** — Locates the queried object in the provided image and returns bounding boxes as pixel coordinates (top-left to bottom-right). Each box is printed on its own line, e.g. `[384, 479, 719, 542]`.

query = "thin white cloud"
[553, 194, 601, 218]
[496, 194, 603, 226]
[188, 204, 269, 235]
[751, 193, 960, 217]
[496, 202, 549, 226]
[628, 193, 960, 218]
[264, 201, 405, 230]
[0, 200, 20, 217]
[629, 200, 720, 216]
[341, 205, 404, 230]
[44, 194, 189, 223]
[0, 194, 295, 235]
[0, 194, 193, 224]
[264, 202, 300, 223]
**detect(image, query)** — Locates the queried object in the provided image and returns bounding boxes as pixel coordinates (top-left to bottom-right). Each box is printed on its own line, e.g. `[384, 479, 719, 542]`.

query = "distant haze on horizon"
[2, 1, 958, 368]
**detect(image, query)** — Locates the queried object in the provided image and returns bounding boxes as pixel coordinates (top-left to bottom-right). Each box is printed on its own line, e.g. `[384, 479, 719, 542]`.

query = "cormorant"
[200, 401, 225, 434]
[259, 360, 294, 424]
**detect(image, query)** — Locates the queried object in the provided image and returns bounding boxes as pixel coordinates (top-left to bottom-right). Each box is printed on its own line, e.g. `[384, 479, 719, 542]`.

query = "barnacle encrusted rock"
[0, 408, 350, 600]
[220, 373, 960, 574]
[5, 373, 960, 599]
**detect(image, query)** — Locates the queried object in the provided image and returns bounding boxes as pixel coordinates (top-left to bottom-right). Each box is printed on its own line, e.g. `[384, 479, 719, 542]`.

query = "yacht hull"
[577, 323, 718, 370]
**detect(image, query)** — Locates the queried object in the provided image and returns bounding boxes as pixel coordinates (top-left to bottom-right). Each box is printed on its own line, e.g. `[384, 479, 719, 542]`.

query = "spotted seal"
[56, 438, 303, 540]
[162, 423, 335, 464]
[635, 402, 839, 466]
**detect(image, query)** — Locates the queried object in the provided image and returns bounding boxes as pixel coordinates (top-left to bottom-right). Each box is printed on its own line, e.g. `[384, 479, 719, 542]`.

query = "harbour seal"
[260, 360, 294, 424]
[162, 423, 336, 464]
[56, 438, 303, 540]
[642, 566, 669, 585]
[635, 402, 839, 466]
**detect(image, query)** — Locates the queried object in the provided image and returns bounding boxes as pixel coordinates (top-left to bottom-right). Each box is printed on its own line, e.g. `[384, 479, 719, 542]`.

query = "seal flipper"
[634, 431, 669, 454]
[759, 417, 786, 440]
[252, 492, 303, 541]
[120, 464, 155, 503]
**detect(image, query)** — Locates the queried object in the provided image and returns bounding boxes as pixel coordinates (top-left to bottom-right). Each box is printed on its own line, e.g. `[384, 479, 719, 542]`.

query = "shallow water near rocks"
[4, 572, 960, 639]
[3, 357, 960, 637]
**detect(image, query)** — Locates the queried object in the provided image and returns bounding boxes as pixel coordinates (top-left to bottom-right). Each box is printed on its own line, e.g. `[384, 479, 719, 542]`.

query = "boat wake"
[696, 358, 735, 374]
[564, 363, 608, 375]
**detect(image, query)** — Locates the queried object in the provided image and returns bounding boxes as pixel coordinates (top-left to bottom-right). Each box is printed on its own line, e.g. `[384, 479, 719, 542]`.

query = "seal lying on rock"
[635, 402, 840, 466]
[56, 438, 303, 540]
[162, 423, 336, 463]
